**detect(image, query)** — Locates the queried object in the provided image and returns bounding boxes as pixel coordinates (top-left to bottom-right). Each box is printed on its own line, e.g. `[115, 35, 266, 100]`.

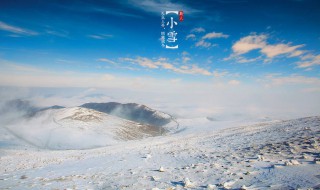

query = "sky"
[0, 0, 320, 119]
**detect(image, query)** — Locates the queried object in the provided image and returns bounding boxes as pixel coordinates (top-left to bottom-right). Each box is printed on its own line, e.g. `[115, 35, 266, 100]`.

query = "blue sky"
[0, 0, 320, 118]
[0, 0, 319, 89]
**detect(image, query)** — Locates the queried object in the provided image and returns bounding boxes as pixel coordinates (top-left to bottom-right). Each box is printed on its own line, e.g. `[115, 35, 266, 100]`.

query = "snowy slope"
[2, 107, 167, 150]
[0, 116, 319, 190]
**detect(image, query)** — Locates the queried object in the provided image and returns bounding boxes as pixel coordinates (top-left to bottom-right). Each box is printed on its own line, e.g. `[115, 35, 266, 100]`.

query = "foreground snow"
[0, 116, 320, 190]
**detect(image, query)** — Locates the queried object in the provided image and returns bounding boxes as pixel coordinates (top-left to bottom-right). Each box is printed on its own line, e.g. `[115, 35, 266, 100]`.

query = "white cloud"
[186, 34, 196, 40]
[230, 34, 309, 65]
[97, 58, 117, 65]
[122, 57, 212, 76]
[232, 34, 267, 55]
[202, 32, 229, 40]
[224, 54, 262, 63]
[88, 34, 113, 39]
[288, 50, 304, 57]
[300, 54, 315, 60]
[0, 20, 38, 36]
[192, 31, 228, 49]
[123, 57, 160, 69]
[191, 27, 205, 33]
[261, 44, 305, 58]
[195, 40, 211, 48]
[296, 54, 320, 68]
[237, 56, 261, 63]
[231, 34, 305, 58]
[184, 65, 212, 76]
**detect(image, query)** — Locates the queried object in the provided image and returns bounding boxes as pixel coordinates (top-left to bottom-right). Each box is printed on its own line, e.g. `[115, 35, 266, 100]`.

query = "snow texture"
[0, 106, 319, 189]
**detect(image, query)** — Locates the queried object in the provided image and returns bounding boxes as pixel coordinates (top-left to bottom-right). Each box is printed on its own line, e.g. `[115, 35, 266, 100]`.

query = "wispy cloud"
[227, 33, 318, 69]
[97, 58, 117, 65]
[231, 34, 304, 58]
[223, 54, 262, 63]
[56, 59, 76, 64]
[187, 30, 228, 49]
[296, 54, 320, 68]
[195, 40, 212, 48]
[186, 34, 196, 40]
[261, 44, 305, 58]
[202, 32, 229, 40]
[88, 34, 113, 39]
[121, 57, 212, 76]
[191, 27, 205, 33]
[0, 21, 38, 36]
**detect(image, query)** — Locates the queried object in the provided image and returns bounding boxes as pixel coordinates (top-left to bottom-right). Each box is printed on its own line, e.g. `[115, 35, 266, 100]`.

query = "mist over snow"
[0, 82, 319, 150]
[1, 81, 319, 122]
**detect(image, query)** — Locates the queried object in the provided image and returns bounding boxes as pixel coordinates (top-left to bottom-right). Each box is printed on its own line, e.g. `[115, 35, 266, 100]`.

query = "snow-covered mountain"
[0, 100, 179, 150]
[3, 106, 169, 150]
[81, 102, 174, 127]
